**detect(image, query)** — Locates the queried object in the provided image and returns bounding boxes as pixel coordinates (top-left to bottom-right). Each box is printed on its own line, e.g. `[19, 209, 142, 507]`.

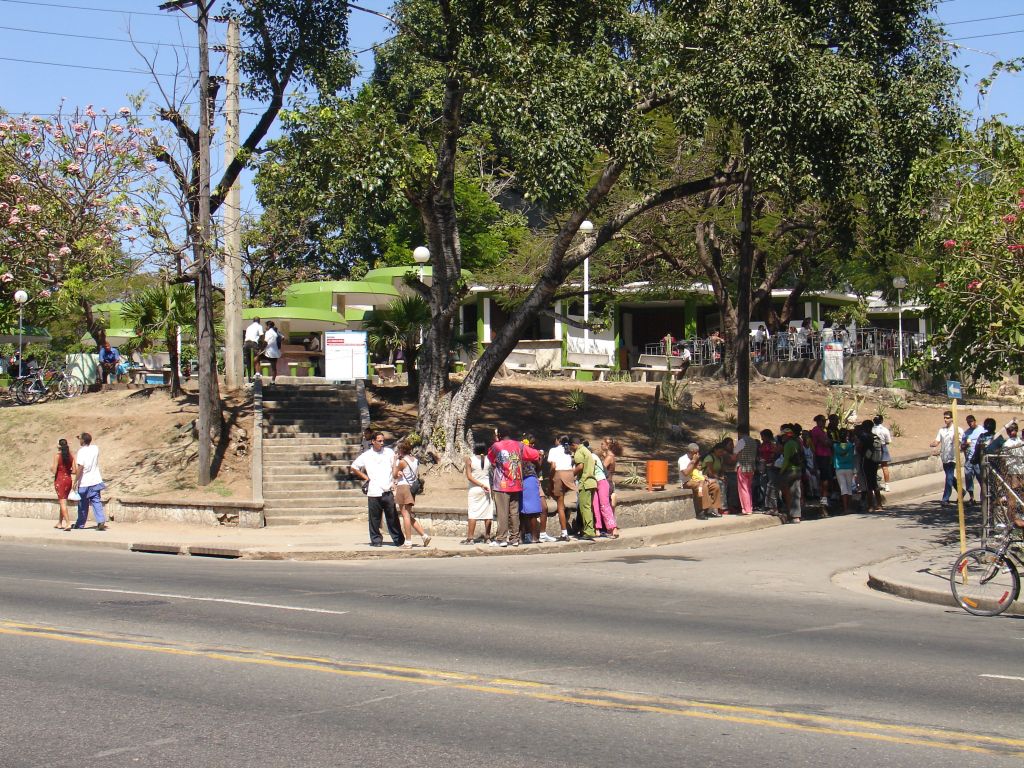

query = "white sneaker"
[422, 535, 431, 547]
[538, 532, 556, 542]
[820, 497, 828, 507]
[404, 541, 414, 548]
[488, 540, 501, 547]
[498, 540, 509, 548]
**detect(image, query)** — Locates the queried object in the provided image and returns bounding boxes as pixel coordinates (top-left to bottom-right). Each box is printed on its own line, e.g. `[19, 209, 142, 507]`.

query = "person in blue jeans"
[960, 414, 983, 505]
[930, 411, 957, 505]
[69, 432, 107, 531]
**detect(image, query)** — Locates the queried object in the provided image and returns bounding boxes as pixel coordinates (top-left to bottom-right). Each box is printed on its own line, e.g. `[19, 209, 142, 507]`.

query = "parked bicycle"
[11, 360, 84, 405]
[949, 522, 1024, 617]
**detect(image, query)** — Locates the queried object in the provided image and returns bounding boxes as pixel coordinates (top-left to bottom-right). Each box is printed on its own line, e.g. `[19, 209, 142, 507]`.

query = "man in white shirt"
[930, 410, 958, 505]
[350, 432, 405, 547]
[70, 432, 107, 531]
[261, 321, 283, 384]
[243, 318, 263, 379]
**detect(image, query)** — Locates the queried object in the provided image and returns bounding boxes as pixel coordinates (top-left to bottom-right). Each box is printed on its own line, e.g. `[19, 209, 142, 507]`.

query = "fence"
[644, 328, 928, 367]
[980, 445, 1024, 546]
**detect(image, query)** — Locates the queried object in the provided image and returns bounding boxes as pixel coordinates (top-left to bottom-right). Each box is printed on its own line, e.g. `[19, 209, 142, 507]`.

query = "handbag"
[68, 490, 81, 501]
[410, 477, 425, 496]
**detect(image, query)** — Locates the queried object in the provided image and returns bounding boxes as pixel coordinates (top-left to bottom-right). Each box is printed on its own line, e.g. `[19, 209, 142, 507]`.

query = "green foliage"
[888, 393, 908, 410]
[565, 388, 587, 411]
[120, 283, 197, 354]
[911, 119, 1024, 381]
[824, 390, 865, 425]
[363, 296, 431, 365]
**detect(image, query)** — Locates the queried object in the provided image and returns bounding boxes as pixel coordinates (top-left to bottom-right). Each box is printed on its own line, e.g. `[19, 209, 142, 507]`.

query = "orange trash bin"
[646, 460, 669, 491]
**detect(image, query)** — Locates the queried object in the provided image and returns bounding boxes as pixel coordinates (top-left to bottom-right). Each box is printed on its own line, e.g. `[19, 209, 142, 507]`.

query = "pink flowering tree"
[918, 119, 1024, 381]
[0, 105, 155, 342]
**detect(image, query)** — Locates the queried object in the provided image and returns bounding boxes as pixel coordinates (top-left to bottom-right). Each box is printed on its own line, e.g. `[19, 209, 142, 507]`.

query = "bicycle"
[949, 522, 1024, 617]
[11, 362, 84, 404]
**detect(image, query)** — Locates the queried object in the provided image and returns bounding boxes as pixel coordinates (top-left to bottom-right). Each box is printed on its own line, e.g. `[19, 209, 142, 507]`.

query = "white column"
[482, 297, 492, 343]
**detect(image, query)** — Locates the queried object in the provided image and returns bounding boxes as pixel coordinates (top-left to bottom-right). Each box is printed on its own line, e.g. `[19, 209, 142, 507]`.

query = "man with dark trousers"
[351, 432, 405, 547]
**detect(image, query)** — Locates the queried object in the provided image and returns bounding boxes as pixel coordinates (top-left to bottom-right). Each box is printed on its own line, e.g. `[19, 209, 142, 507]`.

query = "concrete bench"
[564, 366, 609, 381]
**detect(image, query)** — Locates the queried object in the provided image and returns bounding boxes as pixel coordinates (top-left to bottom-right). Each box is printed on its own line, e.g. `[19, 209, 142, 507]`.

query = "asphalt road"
[2, 502, 1023, 767]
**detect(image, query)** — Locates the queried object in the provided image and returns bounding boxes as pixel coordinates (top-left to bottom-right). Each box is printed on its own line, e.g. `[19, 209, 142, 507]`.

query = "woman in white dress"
[462, 438, 493, 544]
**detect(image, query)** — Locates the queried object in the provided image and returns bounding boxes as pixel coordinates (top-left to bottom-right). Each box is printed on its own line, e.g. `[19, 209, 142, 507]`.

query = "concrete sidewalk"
[0, 470, 950, 569]
[0, 514, 780, 560]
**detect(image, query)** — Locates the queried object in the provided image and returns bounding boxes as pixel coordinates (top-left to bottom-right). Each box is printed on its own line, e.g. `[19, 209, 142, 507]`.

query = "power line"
[0, 0, 172, 16]
[945, 12, 1024, 26]
[0, 23, 200, 48]
[0, 54, 206, 77]
[947, 28, 1024, 42]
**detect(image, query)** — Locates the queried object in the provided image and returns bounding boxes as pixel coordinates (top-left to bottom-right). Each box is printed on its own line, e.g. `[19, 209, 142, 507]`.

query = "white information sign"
[325, 331, 368, 381]
[822, 342, 844, 384]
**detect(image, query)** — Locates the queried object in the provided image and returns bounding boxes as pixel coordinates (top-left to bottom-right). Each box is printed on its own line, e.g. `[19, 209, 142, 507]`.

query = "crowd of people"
[350, 427, 624, 548]
[678, 413, 897, 523]
[462, 431, 623, 547]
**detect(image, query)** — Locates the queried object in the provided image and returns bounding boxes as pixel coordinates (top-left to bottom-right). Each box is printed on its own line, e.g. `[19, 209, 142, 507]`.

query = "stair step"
[264, 514, 363, 526]
[263, 504, 365, 515]
[263, 437, 362, 447]
[262, 495, 365, 508]
[264, 483, 364, 495]
[259, 462, 353, 475]
[263, 450, 360, 461]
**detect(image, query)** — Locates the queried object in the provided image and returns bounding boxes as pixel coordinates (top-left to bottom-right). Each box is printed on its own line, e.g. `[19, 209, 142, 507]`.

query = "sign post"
[947, 380, 966, 553]
[325, 331, 368, 382]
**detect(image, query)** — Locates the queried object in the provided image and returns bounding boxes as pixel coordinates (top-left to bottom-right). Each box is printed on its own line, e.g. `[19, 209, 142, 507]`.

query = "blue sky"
[0, 0, 1020, 214]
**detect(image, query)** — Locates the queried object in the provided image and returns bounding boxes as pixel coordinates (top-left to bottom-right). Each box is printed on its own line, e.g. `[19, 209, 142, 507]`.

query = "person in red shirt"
[487, 427, 540, 547]
[810, 414, 834, 509]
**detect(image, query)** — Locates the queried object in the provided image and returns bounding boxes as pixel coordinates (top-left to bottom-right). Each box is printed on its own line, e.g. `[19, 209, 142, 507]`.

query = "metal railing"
[643, 328, 928, 366]
[981, 447, 1024, 546]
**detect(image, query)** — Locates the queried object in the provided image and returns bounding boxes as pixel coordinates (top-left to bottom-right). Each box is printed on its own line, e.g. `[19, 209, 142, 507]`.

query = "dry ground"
[2, 375, 1018, 504]
[0, 387, 251, 501]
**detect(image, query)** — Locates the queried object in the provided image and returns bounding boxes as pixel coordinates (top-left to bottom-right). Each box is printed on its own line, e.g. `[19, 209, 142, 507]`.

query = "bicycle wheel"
[950, 547, 1020, 617]
[12, 378, 39, 405]
[57, 375, 76, 398]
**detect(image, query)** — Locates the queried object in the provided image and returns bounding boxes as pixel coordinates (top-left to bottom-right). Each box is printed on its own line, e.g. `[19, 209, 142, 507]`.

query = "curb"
[866, 568, 957, 609]
[236, 515, 780, 561]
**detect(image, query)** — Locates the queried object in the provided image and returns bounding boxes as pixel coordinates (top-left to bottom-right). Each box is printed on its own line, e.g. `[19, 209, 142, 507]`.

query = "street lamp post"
[14, 289, 28, 375]
[579, 220, 594, 347]
[893, 276, 907, 372]
[413, 246, 430, 346]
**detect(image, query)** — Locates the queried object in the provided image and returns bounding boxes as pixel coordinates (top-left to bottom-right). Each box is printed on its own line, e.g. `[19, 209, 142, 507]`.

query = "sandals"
[459, 538, 474, 545]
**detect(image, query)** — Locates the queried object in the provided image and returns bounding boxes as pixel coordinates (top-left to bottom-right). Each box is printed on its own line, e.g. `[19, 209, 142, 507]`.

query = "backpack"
[870, 433, 885, 463]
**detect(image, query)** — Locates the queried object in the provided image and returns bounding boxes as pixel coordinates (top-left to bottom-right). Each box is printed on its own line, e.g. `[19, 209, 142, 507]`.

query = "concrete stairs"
[261, 384, 366, 526]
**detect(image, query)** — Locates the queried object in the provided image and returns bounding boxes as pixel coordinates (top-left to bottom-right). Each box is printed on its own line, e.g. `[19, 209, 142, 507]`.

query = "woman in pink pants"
[592, 438, 621, 537]
[733, 432, 759, 515]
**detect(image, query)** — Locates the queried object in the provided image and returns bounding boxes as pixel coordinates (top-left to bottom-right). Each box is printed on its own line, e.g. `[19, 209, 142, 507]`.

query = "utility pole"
[217, 14, 243, 390]
[160, 0, 218, 486]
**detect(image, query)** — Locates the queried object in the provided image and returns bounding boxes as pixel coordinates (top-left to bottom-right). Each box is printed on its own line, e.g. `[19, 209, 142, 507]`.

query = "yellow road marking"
[2, 620, 1021, 757]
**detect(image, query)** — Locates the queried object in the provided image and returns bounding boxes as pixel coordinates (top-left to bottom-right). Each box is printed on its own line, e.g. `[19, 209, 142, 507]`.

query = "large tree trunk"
[165, 324, 182, 398]
[420, 275, 564, 467]
[735, 145, 754, 435]
[194, 259, 221, 484]
[80, 298, 106, 351]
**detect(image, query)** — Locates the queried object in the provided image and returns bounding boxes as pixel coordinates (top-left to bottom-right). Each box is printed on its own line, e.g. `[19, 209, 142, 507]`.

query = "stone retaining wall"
[0, 491, 264, 528]
[414, 487, 699, 537]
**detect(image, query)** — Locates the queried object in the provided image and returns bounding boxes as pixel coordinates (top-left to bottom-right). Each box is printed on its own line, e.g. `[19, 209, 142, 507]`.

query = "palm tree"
[120, 282, 197, 397]
[363, 295, 431, 398]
